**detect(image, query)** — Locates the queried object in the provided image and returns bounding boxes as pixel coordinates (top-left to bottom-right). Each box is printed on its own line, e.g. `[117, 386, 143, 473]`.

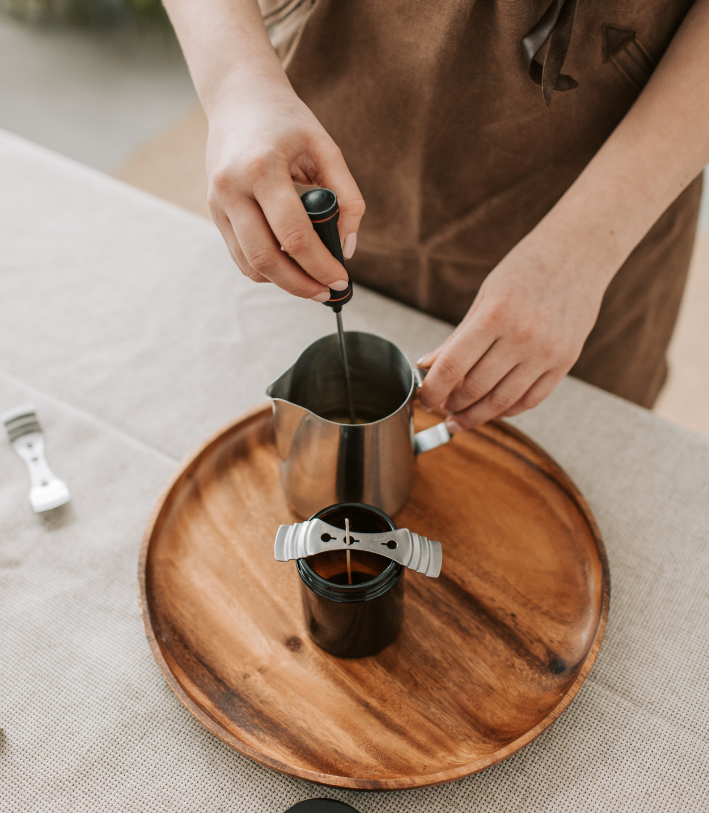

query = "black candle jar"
[297, 502, 405, 658]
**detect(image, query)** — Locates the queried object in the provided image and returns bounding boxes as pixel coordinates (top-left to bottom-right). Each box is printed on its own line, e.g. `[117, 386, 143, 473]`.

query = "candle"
[296, 502, 405, 658]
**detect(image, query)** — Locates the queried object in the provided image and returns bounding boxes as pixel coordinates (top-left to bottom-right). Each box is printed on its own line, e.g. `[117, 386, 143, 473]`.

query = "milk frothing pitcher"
[266, 332, 452, 518]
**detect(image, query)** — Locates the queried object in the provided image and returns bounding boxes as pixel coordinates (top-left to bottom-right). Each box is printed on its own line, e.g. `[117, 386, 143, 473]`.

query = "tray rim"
[138, 403, 610, 791]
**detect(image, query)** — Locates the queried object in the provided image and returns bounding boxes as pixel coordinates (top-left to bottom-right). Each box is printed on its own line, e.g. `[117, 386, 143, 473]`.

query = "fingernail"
[311, 292, 330, 302]
[417, 352, 435, 368]
[420, 403, 433, 413]
[330, 279, 349, 291]
[343, 233, 357, 260]
[446, 419, 463, 434]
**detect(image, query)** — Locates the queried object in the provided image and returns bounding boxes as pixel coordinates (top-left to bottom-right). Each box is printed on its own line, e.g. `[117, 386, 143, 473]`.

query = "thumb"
[416, 332, 457, 370]
[416, 349, 441, 370]
[311, 143, 365, 260]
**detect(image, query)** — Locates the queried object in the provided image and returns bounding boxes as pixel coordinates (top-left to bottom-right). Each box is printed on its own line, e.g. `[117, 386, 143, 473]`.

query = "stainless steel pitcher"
[266, 331, 452, 518]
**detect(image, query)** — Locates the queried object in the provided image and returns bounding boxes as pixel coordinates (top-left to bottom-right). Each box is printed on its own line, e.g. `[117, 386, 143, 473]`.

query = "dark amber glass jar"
[297, 502, 404, 658]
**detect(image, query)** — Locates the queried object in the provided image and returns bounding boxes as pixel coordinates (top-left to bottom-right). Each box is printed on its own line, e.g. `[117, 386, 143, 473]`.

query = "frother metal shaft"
[335, 311, 356, 424]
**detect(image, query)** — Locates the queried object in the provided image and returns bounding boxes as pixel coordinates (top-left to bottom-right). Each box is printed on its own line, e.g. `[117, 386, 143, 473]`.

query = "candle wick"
[345, 518, 352, 585]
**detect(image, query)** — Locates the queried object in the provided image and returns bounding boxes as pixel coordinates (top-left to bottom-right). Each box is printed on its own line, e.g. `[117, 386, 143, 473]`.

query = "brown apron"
[265, 0, 702, 408]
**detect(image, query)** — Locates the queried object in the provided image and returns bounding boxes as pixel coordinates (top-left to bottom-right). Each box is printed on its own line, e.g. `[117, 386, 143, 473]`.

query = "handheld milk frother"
[300, 188, 356, 425]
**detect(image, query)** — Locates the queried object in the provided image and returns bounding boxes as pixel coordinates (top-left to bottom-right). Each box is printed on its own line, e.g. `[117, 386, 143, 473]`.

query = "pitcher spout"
[266, 363, 296, 402]
[266, 360, 320, 432]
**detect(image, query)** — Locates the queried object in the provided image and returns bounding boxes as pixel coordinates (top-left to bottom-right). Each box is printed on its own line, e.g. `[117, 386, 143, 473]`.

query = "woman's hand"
[206, 69, 365, 300]
[420, 0, 709, 429]
[418, 224, 608, 431]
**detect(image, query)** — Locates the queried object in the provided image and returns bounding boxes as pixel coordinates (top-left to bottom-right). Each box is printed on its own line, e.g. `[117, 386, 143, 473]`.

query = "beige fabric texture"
[0, 131, 707, 811]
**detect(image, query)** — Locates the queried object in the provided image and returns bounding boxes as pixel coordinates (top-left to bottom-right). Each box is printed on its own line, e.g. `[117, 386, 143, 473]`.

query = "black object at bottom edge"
[284, 801, 360, 813]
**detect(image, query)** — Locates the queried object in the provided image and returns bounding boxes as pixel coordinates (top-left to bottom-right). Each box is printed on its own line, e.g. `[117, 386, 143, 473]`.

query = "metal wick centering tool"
[275, 516, 443, 578]
[301, 188, 356, 425]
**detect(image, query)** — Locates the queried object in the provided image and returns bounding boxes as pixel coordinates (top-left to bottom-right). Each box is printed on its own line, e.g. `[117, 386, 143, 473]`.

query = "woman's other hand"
[418, 223, 607, 431]
[206, 71, 365, 301]
[420, 0, 709, 430]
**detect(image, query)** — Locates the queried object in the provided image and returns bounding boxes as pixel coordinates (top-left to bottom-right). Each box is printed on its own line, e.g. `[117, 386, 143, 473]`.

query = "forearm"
[162, 0, 289, 113]
[540, 0, 709, 285]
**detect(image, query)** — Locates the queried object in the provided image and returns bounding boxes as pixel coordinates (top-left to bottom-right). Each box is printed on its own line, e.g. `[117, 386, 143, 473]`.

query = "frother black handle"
[300, 188, 353, 311]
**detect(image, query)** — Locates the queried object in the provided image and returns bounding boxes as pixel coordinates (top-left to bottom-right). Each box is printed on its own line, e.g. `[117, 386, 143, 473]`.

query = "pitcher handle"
[413, 366, 453, 456]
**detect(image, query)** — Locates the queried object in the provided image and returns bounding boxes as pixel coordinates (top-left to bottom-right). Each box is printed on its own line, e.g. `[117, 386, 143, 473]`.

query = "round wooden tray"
[139, 405, 609, 791]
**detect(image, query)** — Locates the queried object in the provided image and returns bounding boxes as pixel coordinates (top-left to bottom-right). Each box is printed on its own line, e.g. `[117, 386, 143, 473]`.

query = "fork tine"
[3, 404, 42, 444]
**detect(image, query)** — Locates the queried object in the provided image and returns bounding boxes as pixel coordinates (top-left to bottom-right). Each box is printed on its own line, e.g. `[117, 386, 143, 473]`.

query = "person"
[163, 0, 709, 433]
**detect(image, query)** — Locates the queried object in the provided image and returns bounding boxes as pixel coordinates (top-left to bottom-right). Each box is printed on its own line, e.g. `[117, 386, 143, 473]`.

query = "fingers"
[443, 344, 520, 414]
[227, 197, 337, 299]
[209, 117, 364, 291]
[211, 207, 270, 283]
[419, 328, 496, 411]
[500, 370, 560, 417]
[447, 368, 562, 431]
[416, 340, 447, 371]
[310, 143, 366, 259]
[251, 164, 351, 288]
[446, 365, 542, 431]
[417, 306, 482, 371]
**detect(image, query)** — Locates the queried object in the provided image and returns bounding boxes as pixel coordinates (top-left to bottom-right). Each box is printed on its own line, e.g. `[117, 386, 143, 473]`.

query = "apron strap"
[522, 0, 580, 106]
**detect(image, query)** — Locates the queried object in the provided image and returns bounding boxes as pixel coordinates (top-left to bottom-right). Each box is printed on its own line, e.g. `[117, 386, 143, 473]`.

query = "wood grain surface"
[139, 405, 609, 790]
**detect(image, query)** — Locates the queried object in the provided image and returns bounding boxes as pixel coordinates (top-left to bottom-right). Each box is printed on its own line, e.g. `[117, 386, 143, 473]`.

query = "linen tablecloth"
[1, 130, 707, 811]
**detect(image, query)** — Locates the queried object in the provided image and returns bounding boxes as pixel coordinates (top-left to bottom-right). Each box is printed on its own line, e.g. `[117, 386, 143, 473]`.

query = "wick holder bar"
[275, 518, 442, 577]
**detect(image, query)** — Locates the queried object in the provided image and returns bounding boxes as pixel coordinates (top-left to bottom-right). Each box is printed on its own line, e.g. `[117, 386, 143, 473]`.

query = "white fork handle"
[12, 431, 70, 512]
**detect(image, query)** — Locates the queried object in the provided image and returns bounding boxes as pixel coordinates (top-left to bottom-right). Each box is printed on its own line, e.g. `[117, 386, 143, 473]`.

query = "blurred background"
[1, 2, 707, 435]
